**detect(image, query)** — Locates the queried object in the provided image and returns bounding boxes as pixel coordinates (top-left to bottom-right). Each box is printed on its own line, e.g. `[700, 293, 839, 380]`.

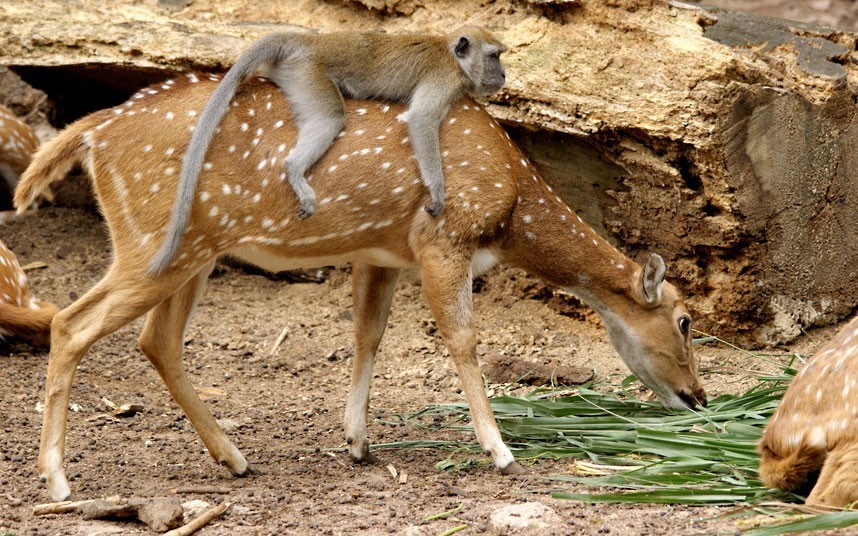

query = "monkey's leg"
[406, 85, 451, 217]
[270, 63, 345, 219]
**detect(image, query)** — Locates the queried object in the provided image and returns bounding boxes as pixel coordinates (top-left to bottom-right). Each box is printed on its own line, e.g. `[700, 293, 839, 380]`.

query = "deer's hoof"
[236, 464, 263, 477]
[499, 461, 527, 476]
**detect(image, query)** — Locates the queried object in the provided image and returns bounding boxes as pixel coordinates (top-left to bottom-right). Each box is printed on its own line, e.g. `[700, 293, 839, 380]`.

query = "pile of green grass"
[379, 337, 858, 534]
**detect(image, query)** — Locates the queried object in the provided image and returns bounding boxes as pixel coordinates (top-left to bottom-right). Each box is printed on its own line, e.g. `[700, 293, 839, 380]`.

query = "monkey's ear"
[455, 36, 471, 58]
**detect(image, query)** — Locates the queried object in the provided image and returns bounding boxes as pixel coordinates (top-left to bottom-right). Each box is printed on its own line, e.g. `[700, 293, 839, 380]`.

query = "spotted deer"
[15, 74, 707, 501]
[0, 238, 58, 345]
[759, 316, 858, 506]
[1, 104, 43, 222]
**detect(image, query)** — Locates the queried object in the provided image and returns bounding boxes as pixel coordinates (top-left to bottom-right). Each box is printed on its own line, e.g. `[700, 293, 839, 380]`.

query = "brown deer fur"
[0, 238, 57, 345]
[759, 316, 858, 506]
[14, 74, 705, 501]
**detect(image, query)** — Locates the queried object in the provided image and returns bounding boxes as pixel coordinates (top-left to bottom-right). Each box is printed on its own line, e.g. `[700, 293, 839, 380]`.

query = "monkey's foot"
[297, 199, 317, 219]
[424, 201, 444, 218]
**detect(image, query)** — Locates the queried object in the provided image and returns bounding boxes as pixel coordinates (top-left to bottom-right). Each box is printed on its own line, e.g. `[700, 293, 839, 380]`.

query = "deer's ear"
[639, 253, 666, 307]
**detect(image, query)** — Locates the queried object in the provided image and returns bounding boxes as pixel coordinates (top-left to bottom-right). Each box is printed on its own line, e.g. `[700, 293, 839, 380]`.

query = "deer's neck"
[499, 175, 636, 306]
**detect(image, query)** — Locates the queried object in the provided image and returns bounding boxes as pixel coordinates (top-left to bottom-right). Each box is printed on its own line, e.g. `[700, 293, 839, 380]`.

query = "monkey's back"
[309, 32, 465, 102]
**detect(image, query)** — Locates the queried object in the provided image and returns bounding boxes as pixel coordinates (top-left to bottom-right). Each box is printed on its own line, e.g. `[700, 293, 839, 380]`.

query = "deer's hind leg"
[138, 259, 252, 477]
[344, 263, 401, 463]
[39, 265, 190, 501]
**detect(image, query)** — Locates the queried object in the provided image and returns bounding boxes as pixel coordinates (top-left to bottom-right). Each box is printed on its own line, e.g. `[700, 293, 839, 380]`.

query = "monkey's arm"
[148, 34, 290, 275]
[405, 83, 459, 217]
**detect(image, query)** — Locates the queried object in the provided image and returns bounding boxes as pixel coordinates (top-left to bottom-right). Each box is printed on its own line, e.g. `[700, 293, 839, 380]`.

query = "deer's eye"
[678, 316, 692, 336]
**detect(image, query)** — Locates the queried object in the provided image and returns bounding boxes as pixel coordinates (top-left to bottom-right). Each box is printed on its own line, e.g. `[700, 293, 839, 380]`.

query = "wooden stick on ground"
[268, 326, 289, 355]
[163, 502, 231, 536]
[33, 496, 122, 515]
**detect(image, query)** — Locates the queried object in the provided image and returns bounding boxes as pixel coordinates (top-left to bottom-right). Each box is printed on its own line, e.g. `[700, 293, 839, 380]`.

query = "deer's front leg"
[418, 245, 526, 475]
[345, 263, 401, 463]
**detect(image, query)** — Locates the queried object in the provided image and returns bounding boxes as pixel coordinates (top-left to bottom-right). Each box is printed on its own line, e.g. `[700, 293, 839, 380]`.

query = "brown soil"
[0, 205, 835, 535]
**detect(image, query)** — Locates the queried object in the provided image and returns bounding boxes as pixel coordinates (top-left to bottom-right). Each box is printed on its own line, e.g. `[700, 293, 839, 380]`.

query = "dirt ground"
[0, 205, 837, 536]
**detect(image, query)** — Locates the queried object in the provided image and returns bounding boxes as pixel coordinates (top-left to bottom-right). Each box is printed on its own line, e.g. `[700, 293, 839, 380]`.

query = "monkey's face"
[450, 27, 507, 96]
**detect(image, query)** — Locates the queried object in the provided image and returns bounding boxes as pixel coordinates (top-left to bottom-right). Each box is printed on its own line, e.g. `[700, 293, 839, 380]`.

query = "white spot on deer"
[392, 186, 404, 194]
[248, 109, 256, 116]
[520, 159, 527, 168]
[252, 193, 262, 203]
[257, 160, 267, 171]
[522, 215, 532, 223]
[200, 191, 210, 202]
[208, 206, 219, 217]
[401, 137, 409, 145]
[525, 231, 536, 240]
[380, 162, 391, 170]
[396, 168, 405, 174]
[203, 162, 213, 171]
[165, 112, 174, 121]
[374, 147, 382, 154]
[233, 185, 242, 195]
[262, 217, 274, 229]
[187, 73, 199, 83]
[251, 138, 260, 147]
[241, 123, 249, 132]
[339, 154, 349, 161]
[356, 108, 367, 115]
[449, 117, 457, 125]
[274, 120, 284, 129]
[228, 145, 236, 153]
[808, 426, 826, 447]
[221, 184, 231, 195]
[320, 197, 332, 205]
[382, 105, 390, 113]
[356, 182, 368, 189]
[328, 165, 338, 173]
[243, 150, 250, 159]
[460, 161, 469, 167]
[464, 129, 471, 135]
[336, 194, 349, 202]
[150, 183, 161, 193]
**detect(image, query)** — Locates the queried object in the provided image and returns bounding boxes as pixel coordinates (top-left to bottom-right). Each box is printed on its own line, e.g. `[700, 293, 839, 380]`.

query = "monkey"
[149, 27, 506, 275]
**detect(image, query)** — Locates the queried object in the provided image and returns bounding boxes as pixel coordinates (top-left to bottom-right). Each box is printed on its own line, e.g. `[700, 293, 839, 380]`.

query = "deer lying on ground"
[15, 73, 707, 501]
[0, 104, 43, 222]
[0, 238, 58, 345]
[759, 316, 858, 506]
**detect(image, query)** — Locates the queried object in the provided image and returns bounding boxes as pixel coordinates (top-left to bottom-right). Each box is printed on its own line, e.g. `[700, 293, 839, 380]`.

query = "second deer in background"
[759, 315, 858, 506]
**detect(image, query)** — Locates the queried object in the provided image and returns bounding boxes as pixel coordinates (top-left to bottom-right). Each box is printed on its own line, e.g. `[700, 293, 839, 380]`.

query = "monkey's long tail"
[148, 33, 292, 276]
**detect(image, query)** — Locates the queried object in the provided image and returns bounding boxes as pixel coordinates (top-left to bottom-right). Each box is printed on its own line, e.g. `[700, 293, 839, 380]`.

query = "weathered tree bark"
[1, 0, 855, 345]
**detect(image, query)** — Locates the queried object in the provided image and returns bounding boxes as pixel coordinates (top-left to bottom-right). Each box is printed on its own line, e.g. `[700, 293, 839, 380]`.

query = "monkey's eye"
[678, 316, 692, 336]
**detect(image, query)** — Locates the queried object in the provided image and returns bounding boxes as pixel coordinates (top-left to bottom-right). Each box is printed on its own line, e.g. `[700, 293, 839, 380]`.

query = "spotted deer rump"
[759, 316, 858, 505]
